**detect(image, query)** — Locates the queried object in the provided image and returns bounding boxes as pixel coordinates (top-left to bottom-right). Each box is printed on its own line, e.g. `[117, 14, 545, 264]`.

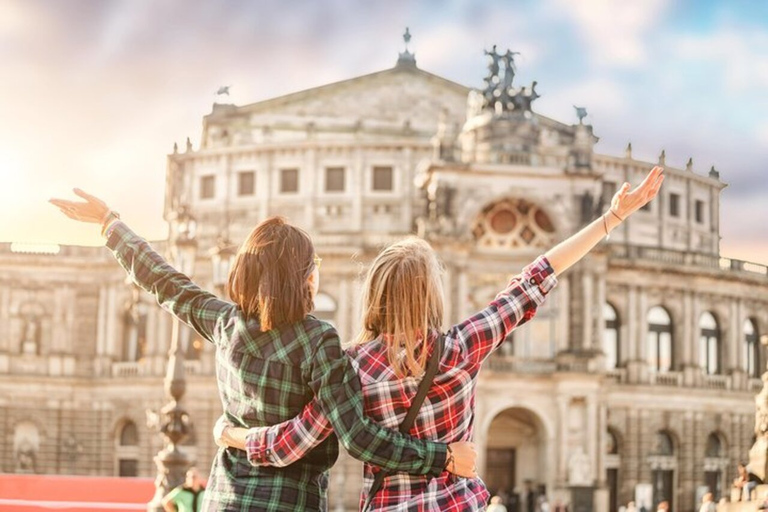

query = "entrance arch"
[483, 406, 551, 506]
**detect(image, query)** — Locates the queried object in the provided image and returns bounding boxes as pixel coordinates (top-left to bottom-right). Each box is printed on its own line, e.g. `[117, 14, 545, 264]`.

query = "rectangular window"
[372, 166, 393, 191]
[238, 171, 255, 196]
[695, 200, 705, 223]
[200, 175, 215, 199]
[669, 193, 680, 217]
[280, 169, 299, 193]
[118, 459, 138, 477]
[325, 167, 345, 192]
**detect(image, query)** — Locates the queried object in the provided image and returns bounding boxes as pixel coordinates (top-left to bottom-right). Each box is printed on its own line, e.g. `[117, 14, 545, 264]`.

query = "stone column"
[105, 284, 118, 359]
[597, 403, 608, 486]
[304, 147, 317, 229]
[587, 397, 598, 484]
[557, 396, 569, 485]
[595, 274, 606, 352]
[582, 270, 593, 351]
[352, 147, 364, 231]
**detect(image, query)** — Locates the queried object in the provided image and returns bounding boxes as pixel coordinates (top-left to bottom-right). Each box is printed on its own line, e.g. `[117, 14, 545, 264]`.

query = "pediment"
[216, 66, 471, 133]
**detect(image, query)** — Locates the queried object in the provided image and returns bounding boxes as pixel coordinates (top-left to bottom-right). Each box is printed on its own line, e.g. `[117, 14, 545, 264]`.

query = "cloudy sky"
[1, 0, 766, 264]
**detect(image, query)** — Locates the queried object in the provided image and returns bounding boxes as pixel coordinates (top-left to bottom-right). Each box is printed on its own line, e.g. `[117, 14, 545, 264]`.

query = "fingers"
[638, 166, 663, 188]
[49, 199, 80, 209]
[73, 188, 106, 206]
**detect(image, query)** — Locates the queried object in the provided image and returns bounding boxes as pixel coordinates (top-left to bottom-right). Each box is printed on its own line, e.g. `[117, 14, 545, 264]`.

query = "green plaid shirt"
[106, 222, 447, 511]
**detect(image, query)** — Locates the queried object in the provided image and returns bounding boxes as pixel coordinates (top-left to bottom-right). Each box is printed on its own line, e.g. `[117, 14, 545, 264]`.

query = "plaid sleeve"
[308, 331, 447, 476]
[106, 221, 233, 343]
[244, 397, 332, 467]
[455, 255, 558, 369]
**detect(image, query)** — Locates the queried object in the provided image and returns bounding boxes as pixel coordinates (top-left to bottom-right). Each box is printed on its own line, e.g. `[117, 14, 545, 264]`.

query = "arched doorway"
[485, 407, 548, 512]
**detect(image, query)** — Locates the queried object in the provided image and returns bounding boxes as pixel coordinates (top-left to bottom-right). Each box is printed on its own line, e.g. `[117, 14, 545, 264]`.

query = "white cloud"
[674, 28, 768, 93]
[550, 0, 669, 67]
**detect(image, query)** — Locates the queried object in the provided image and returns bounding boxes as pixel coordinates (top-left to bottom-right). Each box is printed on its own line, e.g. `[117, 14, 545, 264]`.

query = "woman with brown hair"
[49, 190, 477, 511]
[214, 167, 665, 510]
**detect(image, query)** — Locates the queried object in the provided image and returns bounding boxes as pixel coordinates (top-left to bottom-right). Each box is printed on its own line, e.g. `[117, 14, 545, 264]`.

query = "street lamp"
[209, 235, 237, 296]
[146, 206, 197, 512]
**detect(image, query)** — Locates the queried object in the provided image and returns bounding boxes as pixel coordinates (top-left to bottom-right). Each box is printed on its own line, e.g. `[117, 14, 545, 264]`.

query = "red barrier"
[0, 474, 155, 511]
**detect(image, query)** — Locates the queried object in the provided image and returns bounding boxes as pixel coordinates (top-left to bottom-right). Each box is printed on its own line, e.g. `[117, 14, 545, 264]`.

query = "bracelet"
[100, 211, 121, 237]
[608, 208, 625, 222]
[445, 445, 455, 473]
[602, 214, 610, 240]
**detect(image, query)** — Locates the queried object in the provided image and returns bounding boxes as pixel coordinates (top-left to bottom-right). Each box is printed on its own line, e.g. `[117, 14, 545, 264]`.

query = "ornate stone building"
[1, 38, 767, 512]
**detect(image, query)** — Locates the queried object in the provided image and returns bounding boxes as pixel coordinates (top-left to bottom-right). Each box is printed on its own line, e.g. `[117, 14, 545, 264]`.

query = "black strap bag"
[362, 334, 446, 512]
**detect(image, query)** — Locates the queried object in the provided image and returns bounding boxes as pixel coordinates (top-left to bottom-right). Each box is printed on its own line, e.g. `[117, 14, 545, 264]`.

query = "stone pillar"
[595, 274, 606, 352]
[625, 409, 640, 487]
[587, 397, 598, 484]
[304, 147, 317, 229]
[582, 271, 593, 351]
[557, 396, 569, 485]
[681, 411, 695, 512]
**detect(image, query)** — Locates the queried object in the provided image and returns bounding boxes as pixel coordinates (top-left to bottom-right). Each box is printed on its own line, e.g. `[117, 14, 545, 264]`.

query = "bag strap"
[363, 334, 445, 512]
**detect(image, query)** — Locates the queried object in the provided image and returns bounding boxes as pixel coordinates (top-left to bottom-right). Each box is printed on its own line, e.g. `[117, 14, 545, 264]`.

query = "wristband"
[608, 208, 625, 222]
[101, 211, 121, 238]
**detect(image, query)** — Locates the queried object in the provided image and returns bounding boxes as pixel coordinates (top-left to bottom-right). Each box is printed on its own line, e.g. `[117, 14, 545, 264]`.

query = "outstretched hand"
[610, 166, 664, 220]
[49, 188, 111, 224]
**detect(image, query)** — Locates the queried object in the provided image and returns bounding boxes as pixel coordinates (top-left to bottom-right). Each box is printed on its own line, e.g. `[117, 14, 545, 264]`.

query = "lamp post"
[147, 206, 197, 511]
[210, 235, 237, 296]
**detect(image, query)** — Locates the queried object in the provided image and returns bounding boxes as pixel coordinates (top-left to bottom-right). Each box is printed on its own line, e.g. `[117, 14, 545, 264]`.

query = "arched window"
[116, 420, 139, 477]
[604, 303, 620, 369]
[653, 430, 675, 456]
[651, 430, 676, 511]
[648, 307, 673, 373]
[119, 421, 138, 446]
[705, 433, 722, 458]
[745, 319, 761, 378]
[699, 312, 720, 375]
[313, 292, 337, 326]
[704, 432, 727, 500]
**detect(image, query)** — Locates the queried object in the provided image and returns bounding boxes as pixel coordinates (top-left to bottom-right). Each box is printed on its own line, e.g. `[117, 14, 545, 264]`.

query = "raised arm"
[50, 189, 233, 343]
[545, 166, 664, 275]
[456, 166, 664, 367]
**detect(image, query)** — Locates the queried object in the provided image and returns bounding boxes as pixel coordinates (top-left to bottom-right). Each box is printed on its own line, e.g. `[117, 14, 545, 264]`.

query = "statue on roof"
[502, 50, 520, 90]
[574, 106, 588, 124]
[484, 45, 502, 80]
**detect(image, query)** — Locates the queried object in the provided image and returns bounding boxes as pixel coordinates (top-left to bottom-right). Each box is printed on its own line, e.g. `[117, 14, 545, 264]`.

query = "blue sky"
[0, 0, 766, 263]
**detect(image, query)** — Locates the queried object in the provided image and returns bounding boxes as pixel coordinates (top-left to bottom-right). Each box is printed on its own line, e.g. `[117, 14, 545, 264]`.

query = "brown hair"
[354, 237, 444, 378]
[227, 216, 315, 330]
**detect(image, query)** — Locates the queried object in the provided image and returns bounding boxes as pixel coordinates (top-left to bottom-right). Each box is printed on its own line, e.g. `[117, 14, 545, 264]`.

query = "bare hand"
[610, 166, 664, 220]
[49, 188, 111, 224]
[446, 441, 478, 478]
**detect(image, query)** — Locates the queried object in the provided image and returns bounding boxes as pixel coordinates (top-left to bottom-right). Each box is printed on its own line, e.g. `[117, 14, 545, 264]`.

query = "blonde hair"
[354, 237, 444, 378]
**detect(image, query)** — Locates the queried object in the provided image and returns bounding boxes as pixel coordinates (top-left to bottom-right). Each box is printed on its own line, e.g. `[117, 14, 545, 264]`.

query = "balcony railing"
[485, 356, 557, 374]
[111, 359, 203, 378]
[609, 245, 768, 278]
[650, 371, 683, 387]
[703, 374, 730, 390]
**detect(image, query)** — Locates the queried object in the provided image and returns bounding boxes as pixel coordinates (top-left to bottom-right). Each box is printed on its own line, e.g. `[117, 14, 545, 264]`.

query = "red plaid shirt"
[245, 256, 558, 511]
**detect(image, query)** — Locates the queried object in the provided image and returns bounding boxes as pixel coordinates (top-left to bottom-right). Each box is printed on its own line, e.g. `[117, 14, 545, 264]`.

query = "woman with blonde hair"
[216, 166, 665, 510]
[49, 191, 476, 511]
